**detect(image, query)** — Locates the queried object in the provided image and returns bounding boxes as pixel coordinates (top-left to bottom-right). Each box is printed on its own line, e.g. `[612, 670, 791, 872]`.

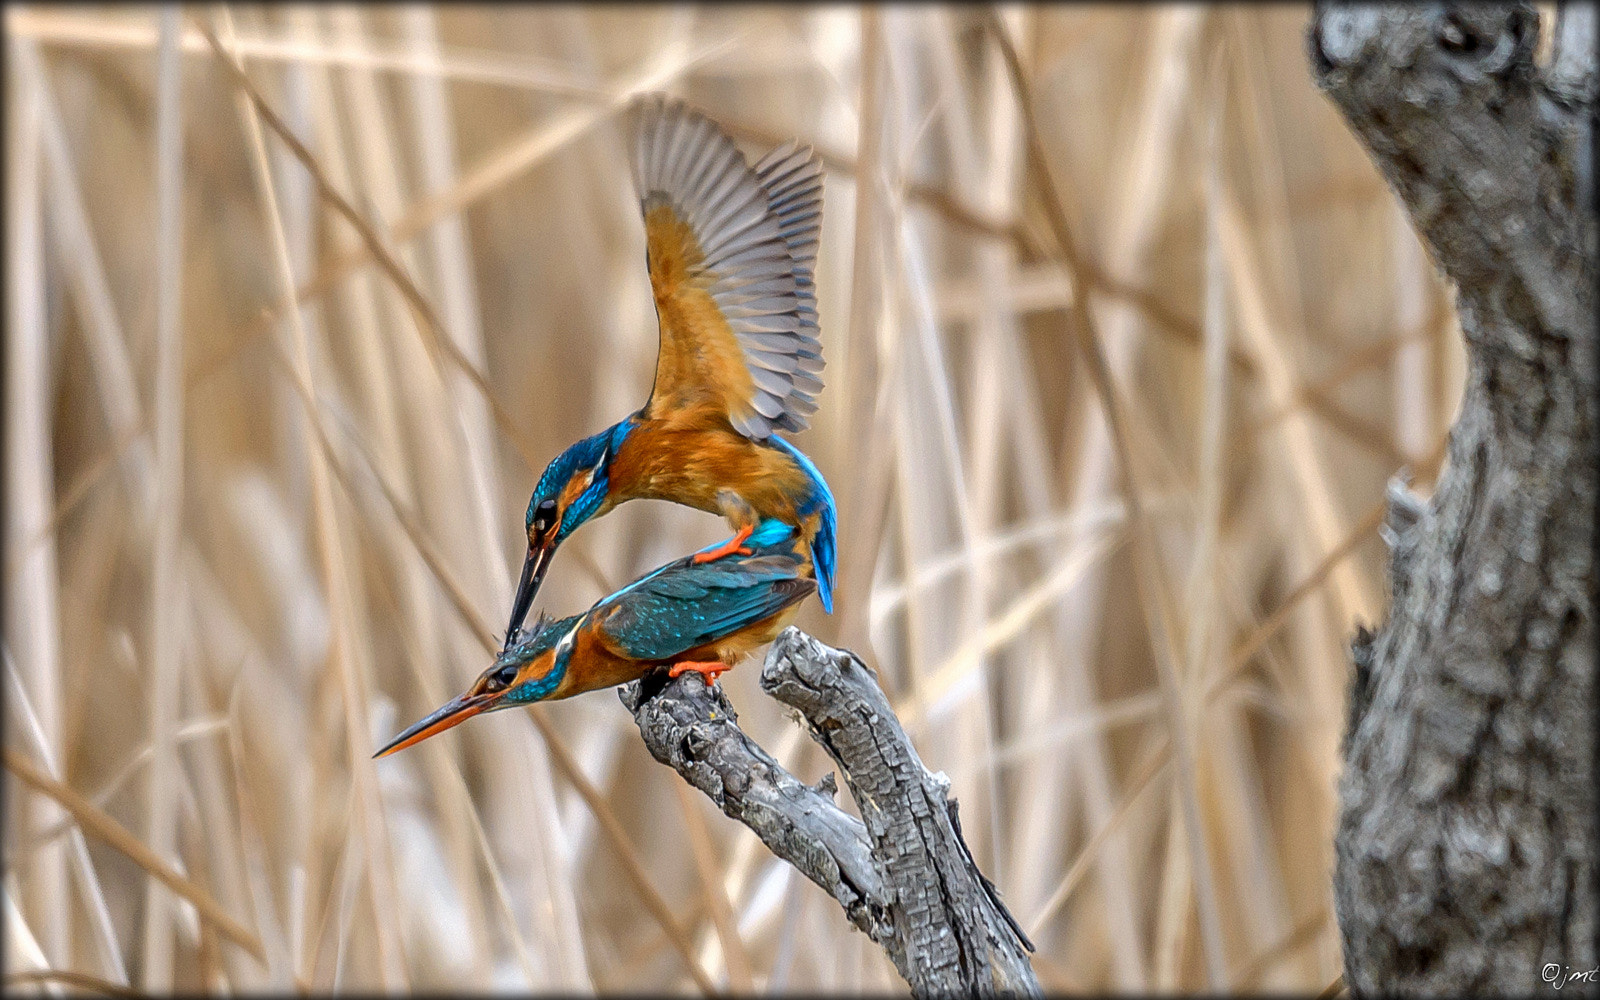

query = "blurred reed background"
[5, 3, 1493, 993]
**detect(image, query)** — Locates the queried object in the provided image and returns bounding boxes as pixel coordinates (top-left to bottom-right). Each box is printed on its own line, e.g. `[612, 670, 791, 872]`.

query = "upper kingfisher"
[503, 93, 837, 650]
[376, 519, 815, 757]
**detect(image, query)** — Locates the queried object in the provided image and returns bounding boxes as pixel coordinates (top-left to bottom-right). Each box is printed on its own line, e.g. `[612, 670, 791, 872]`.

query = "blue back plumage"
[768, 436, 837, 613]
[595, 519, 797, 605]
[598, 521, 813, 661]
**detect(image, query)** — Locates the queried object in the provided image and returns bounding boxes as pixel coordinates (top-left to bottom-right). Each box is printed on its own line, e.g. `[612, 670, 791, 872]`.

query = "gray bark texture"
[619, 627, 1040, 997]
[1309, 3, 1597, 996]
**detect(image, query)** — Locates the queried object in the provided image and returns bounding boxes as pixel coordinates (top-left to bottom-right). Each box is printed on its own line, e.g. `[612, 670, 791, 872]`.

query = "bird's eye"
[485, 664, 519, 692]
[531, 499, 557, 533]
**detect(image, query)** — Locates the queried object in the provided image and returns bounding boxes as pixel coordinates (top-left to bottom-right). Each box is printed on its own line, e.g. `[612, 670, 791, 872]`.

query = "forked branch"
[621, 627, 1039, 997]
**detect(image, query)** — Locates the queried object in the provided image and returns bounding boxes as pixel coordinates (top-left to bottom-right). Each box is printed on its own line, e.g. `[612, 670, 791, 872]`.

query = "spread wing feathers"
[597, 553, 814, 662]
[751, 141, 825, 387]
[631, 95, 825, 439]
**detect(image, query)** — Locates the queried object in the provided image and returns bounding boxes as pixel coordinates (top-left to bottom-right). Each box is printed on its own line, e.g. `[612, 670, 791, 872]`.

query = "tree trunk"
[1309, 4, 1597, 996]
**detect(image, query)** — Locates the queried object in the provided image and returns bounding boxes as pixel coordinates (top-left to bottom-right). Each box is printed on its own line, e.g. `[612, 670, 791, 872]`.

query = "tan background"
[6, 3, 1494, 993]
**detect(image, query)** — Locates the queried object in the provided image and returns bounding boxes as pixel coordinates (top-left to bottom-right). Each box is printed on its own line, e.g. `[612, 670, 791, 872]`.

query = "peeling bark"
[1310, 4, 1597, 995]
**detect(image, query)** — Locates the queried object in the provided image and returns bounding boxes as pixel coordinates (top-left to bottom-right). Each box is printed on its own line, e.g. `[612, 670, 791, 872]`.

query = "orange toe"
[692, 524, 755, 564]
[668, 660, 728, 686]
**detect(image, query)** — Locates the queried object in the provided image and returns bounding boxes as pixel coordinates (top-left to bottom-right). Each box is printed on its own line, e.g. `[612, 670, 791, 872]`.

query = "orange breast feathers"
[607, 416, 815, 531]
[544, 619, 641, 701]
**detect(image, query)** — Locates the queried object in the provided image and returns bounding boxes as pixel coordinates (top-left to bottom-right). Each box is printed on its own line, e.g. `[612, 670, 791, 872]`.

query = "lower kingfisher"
[375, 520, 813, 758]
[503, 94, 837, 651]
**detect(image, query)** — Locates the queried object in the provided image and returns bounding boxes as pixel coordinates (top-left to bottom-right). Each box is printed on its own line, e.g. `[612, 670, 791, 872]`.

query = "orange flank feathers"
[607, 412, 816, 528]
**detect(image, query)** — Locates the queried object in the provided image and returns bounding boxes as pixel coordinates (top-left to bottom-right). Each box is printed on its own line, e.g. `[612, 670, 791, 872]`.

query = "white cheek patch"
[556, 621, 579, 662]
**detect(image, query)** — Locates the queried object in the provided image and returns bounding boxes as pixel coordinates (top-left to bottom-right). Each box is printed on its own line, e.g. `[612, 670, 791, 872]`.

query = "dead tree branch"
[1309, 4, 1596, 995]
[621, 627, 1039, 997]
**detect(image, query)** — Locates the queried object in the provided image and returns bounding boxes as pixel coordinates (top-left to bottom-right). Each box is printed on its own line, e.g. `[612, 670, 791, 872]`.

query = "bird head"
[507, 423, 630, 648]
[374, 612, 581, 758]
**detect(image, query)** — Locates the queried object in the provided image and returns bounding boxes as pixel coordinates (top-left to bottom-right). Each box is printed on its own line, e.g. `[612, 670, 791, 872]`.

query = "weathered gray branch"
[1310, 4, 1596, 996]
[1548, 2, 1598, 108]
[620, 627, 1039, 997]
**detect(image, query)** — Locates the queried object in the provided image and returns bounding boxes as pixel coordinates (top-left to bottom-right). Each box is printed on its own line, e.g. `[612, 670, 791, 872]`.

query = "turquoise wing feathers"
[598, 521, 814, 661]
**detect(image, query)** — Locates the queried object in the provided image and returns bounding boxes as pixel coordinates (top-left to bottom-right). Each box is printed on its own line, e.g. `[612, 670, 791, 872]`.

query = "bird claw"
[692, 524, 755, 564]
[668, 660, 727, 686]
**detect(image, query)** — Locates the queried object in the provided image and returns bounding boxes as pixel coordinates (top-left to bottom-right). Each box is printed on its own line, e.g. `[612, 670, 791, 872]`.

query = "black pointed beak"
[505, 542, 556, 649]
[373, 690, 494, 759]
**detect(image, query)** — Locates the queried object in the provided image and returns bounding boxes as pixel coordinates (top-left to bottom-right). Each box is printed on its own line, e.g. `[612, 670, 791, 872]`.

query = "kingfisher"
[503, 94, 837, 652]
[375, 520, 814, 758]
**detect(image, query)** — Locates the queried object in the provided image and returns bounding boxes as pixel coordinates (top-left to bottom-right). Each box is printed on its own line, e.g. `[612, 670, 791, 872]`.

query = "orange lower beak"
[373, 693, 490, 759]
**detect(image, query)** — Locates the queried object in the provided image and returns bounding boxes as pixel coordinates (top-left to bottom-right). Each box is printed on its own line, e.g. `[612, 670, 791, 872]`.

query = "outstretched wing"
[630, 95, 824, 439]
[597, 550, 814, 662]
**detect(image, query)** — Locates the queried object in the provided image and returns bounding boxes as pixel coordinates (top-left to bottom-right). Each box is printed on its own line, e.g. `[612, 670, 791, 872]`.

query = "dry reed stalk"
[265, 38, 433, 982]
[1218, 181, 1379, 635]
[5, 33, 70, 972]
[319, 8, 498, 982]
[830, 7, 894, 661]
[963, 689, 1163, 780]
[1028, 745, 1173, 936]
[1188, 43, 1296, 982]
[958, 12, 1123, 985]
[4, 651, 127, 984]
[6, 7, 610, 97]
[139, 10, 186, 987]
[197, 17, 532, 479]
[395, 11, 595, 983]
[1232, 908, 1330, 990]
[397, 7, 502, 572]
[215, 7, 408, 986]
[990, 10, 1231, 987]
[3, 969, 144, 998]
[1388, 196, 1437, 463]
[221, 671, 304, 988]
[18, 36, 154, 510]
[1221, 23, 1392, 883]
[672, 780, 756, 992]
[1246, 324, 1435, 439]
[7, 6, 1450, 990]
[6, 44, 133, 987]
[936, 249, 1408, 469]
[5, 748, 266, 965]
[899, 528, 1126, 730]
[3, 894, 61, 999]
[527, 707, 721, 996]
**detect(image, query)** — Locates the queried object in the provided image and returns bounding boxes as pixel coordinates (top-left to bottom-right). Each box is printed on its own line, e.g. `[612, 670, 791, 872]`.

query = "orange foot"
[668, 660, 729, 687]
[692, 523, 754, 564]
